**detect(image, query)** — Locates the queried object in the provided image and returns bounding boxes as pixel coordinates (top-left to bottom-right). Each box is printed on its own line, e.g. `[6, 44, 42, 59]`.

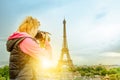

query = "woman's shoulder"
[21, 37, 37, 45]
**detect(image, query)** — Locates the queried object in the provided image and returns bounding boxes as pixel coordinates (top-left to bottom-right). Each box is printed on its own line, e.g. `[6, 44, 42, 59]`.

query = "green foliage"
[109, 74, 117, 80]
[95, 66, 103, 71]
[101, 69, 107, 76]
[108, 68, 117, 75]
[80, 71, 85, 76]
[71, 65, 120, 79]
[0, 65, 9, 80]
[0, 77, 6, 80]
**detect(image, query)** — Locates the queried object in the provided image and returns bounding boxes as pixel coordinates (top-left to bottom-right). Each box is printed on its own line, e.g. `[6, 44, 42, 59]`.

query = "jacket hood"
[8, 32, 31, 40]
[6, 32, 31, 52]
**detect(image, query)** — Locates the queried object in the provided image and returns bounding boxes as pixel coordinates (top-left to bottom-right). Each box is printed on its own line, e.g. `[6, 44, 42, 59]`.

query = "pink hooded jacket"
[8, 32, 52, 60]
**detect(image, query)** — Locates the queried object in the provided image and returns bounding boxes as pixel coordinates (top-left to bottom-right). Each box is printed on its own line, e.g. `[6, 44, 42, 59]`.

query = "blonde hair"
[17, 16, 40, 37]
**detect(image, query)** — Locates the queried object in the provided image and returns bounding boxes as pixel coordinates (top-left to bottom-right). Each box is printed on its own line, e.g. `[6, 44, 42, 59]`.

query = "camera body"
[35, 30, 51, 47]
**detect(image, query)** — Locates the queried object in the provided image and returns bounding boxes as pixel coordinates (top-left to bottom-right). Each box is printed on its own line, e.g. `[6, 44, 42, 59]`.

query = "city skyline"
[0, 0, 120, 65]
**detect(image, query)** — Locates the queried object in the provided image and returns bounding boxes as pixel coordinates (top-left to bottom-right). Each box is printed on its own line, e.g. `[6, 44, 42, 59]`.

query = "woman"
[6, 16, 52, 80]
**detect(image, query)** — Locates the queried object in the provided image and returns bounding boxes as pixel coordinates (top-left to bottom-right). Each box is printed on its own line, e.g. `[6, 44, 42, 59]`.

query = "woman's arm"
[19, 38, 52, 60]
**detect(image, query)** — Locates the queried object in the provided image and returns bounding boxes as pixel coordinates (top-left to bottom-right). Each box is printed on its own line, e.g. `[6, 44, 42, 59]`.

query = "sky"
[0, 0, 120, 66]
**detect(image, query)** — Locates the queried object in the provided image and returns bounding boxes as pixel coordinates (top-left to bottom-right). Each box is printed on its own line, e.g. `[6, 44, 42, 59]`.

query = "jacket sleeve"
[19, 38, 52, 60]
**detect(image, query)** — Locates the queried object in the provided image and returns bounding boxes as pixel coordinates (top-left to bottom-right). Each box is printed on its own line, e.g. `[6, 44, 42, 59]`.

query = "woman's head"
[17, 16, 40, 37]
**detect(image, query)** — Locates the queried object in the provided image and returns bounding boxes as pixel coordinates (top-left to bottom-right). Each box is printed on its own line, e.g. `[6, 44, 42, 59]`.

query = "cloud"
[95, 11, 107, 20]
[101, 52, 120, 58]
[97, 51, 120, 65]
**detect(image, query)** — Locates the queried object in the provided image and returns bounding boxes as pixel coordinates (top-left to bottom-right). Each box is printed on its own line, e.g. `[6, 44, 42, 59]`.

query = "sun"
[41, 58, 53, 69]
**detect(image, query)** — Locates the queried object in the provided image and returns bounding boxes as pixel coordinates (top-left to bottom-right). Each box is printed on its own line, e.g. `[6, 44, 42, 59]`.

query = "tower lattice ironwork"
[57, 19, 74, 69]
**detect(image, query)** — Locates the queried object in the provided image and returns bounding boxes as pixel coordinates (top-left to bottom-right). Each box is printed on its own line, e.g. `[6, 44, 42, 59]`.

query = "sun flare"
[41, 59, 53, 69]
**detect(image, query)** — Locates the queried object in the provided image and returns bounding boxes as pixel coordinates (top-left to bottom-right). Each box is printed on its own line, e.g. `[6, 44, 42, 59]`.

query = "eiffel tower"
[57, 19, 74, 69]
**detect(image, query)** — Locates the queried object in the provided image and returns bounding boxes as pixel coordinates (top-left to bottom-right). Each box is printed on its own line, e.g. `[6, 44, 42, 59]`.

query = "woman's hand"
[45, 33, 50, 42]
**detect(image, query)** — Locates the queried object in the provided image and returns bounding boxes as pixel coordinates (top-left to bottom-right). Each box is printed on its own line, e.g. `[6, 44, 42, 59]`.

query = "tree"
[108, 68, 117, 75]
[0, 65, 9, 80]
[109, 74, 116, 80]
[101, 70, 107, 76]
